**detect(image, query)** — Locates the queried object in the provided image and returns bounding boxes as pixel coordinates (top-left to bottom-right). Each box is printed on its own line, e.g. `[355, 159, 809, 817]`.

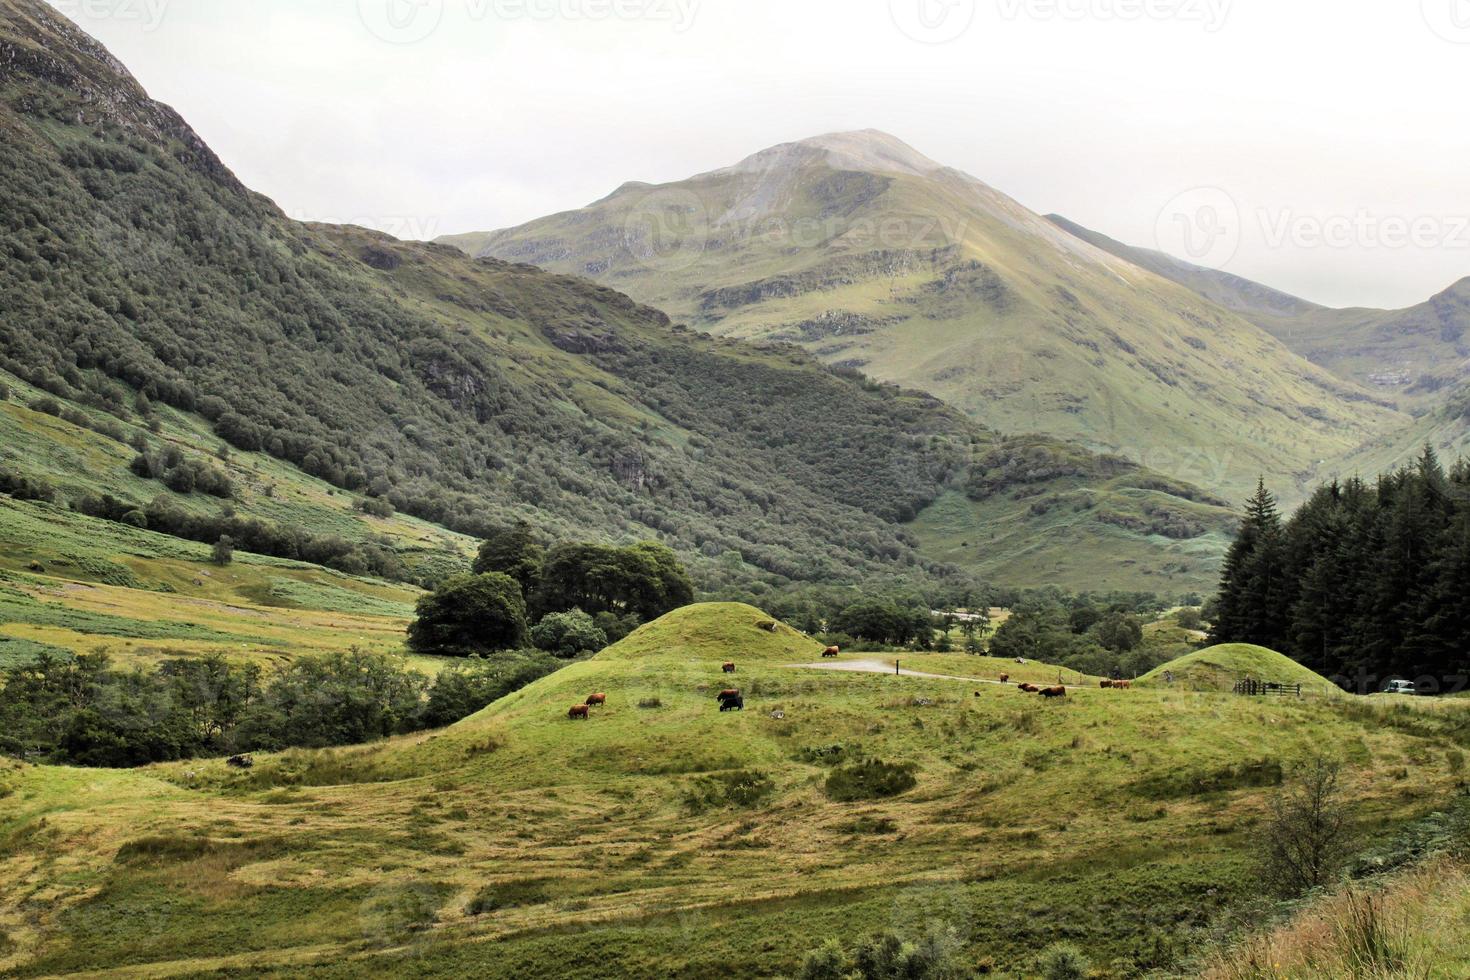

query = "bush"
[1261, 756, 1352, 897]
[530, 609, 607, 657]
[467, 879, 551, 916]
[683, 769, 774, 813]
[1038, 942, 1091, 980]
[824, 759, 917, 802]
[799, 927, 975, 979]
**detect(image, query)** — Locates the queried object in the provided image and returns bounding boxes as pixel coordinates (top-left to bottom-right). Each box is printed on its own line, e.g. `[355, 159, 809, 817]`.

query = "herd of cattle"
[565, 644, 1136, 720]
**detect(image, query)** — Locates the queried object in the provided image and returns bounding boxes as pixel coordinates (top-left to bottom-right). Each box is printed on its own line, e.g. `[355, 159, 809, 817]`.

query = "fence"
[1233, 679, 1303, 698]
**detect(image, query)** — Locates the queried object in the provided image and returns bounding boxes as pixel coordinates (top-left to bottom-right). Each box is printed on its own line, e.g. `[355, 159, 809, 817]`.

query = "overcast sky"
[48, 0, 1470, 309]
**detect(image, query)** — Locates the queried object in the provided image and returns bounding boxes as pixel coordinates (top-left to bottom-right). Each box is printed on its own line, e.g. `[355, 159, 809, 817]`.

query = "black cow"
[719, 694, 745, 712]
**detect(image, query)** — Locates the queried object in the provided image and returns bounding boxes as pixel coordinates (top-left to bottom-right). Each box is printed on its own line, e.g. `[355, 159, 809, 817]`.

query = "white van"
[1382, 679, 1417, 695]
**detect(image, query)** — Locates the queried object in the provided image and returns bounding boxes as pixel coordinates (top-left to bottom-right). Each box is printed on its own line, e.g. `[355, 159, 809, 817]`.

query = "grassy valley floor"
[3, 604, 1468, 977]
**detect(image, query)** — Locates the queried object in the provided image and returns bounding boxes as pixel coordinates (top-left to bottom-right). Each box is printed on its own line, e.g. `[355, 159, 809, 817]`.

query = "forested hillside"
[1212, 451, 1470, 689]
[0, 0, 1230, 595]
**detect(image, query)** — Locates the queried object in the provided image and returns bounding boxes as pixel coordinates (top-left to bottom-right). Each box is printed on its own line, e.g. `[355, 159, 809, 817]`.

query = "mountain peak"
[719, 129, 945, 179]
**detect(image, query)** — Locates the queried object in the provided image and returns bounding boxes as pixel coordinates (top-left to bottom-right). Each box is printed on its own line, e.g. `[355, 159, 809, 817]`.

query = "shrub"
[1261, 756, 1352, 897]
[530, 609, 607, 657]
[799, 927, 975, 979]
[1038, 942, 1091, 980]
[467, 879, 551, 915]
[825, 759, 917, 802]
[683, 769, 774, 814]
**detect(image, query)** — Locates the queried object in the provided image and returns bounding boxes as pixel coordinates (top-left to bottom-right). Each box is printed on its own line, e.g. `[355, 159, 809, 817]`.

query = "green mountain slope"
[451, 131, 1405, 503]
[0, 0, 1232, 594]
[1047, 216, 1470, 479]
[1048, 215, 1470, 409]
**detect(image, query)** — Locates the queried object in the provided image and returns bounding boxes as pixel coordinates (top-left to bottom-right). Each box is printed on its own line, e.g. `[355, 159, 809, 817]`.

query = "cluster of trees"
[408, 526, 695, 656]
[0, 466, 56, 503]
[1213, 451, 1470, 688]
[73, 492, 408, 581]
[129, 443, 233, 498]
[987, 599, 1180, 679]
[0, 650, 562, 768]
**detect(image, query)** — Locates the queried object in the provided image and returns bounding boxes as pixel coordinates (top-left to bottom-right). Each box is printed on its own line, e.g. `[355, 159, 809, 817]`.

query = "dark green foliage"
[467, 879, 551, 916]
[419, 651, 561, 728]
[1215, 451, 1470, 688]
[211, 534, 234, 566]
[1093, 612, 1144, 653]
[130, 448, 233, 498]
[1212, 479, 1287, 649]
[1260, 757, 1352, 897]
[471, 522, 543, 597]
[799, 927, 975, 980]
[529, 609, 607, 657]
[824, 759, 918, 802]
[231, 651, 429, 752]
[682, 769, 775, 813]
[0, 649, 561, 767]
[407, 573, 529, 655]
[534, 541, 693, 621]
[0, 466, 56, 502]
[72, 492, 408, 581]
[831, 598, 932, 647]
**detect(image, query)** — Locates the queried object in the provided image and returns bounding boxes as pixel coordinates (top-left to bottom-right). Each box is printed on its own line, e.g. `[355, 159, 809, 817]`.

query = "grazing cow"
[585, 693, 607, 706]
[999, 674, 1010, 684]
[568, 704, 591, 720]
[717, 689, 741, 701]
[1039, 686, 1067, 699]
[1115, 680, 1132, 690]
[1100, 679, 1114, 689]
[226, 754, 254, 770]
[720, 694, 745, 712]
[722, 662, 737, 674]
[1018, 683, 1040, 693]
[823, 646, 841, 658]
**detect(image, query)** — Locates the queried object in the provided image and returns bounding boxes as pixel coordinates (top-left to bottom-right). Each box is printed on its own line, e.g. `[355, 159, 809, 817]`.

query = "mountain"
[1047, 215, 1470, 475]
[1047, 216, 1470, 407]
[0, 0, 1233, 595]
[447, 131, 1406, 504]
[1043, 214, 1324, 323]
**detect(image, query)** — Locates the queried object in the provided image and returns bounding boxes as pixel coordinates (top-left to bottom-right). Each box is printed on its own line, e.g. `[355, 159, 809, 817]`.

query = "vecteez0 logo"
[358, 0, 446, 44]
[1154, 186, 1241, 270]
[1422, 0, 1470, 43]
[889, 0, 978, 44]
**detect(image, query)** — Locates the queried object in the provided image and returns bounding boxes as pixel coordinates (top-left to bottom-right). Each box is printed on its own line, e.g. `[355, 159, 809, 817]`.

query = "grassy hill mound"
[1138, 643, 1341, 696]
[594, 602, 821, 664]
